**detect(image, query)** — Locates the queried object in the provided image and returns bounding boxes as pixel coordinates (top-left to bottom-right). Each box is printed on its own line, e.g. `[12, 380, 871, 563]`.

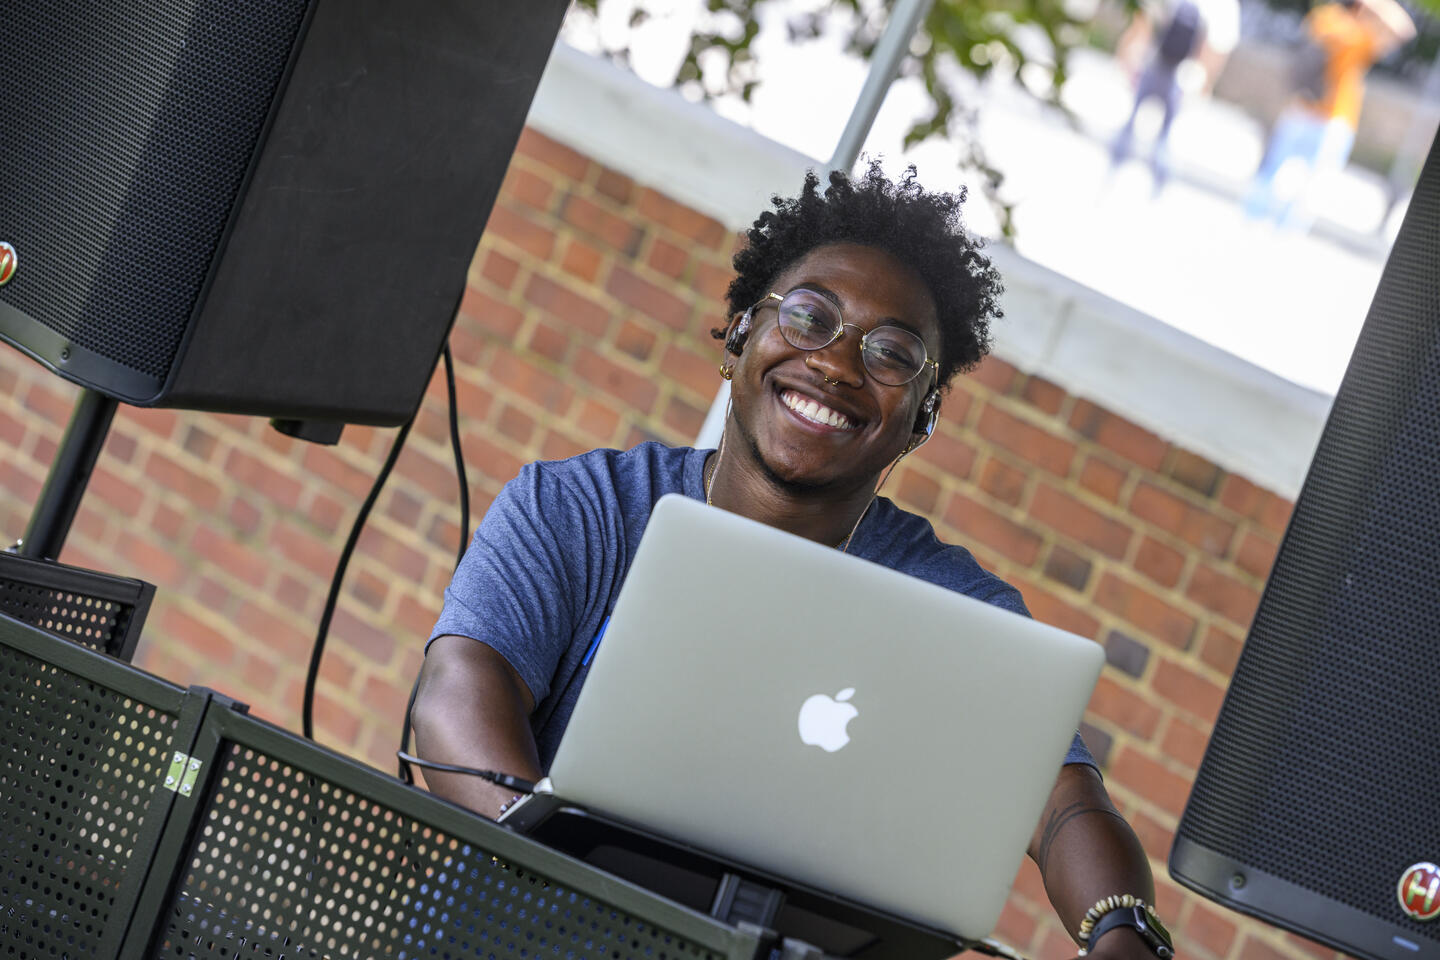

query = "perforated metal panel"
[1175, 135, 1440, 954]
[151, 743, 737, 960]
[0, 638, 182, 958]
[1, 0, 309, 379]
[0, 580, 126, 649]
[0, 554, 153, 662]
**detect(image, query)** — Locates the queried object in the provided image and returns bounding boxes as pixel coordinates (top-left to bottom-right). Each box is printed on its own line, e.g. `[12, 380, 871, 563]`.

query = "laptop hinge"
[712, 872, 786, 928]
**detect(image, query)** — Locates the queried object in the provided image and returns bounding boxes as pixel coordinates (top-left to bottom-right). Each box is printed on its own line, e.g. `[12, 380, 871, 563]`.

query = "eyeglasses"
[750, 289, 939, 387]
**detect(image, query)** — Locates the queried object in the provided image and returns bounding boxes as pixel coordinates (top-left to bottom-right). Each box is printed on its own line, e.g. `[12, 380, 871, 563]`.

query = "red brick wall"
[0, 128, 1331, 960]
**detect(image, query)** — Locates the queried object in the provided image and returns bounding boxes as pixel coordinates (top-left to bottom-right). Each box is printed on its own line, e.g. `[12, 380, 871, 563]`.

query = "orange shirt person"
[1244, 0, 1414, 230]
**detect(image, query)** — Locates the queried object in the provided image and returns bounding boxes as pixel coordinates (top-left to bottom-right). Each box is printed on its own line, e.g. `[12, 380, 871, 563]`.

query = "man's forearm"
[1029, 764, 1156, 941]
[1360, 0, 1416, 48]
[411, 637, 544, 818]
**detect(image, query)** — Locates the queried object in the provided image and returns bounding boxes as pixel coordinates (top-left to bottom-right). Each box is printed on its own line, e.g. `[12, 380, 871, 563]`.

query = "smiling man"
[413, 164, 1169, 960]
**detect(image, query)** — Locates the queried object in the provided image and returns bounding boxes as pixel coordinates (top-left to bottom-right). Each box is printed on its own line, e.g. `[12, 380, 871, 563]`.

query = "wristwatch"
[1088, 905, 1175, 958]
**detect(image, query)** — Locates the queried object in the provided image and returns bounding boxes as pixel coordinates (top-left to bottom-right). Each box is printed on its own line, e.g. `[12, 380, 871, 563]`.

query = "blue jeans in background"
[1244, 107, 1356, 232]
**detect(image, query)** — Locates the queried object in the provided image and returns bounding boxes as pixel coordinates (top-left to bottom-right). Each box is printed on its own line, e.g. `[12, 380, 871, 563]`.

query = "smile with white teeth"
[780, 389, 857, 430]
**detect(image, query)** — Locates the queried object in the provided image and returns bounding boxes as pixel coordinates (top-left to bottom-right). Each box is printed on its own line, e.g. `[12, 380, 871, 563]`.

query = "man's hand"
[411, 635, 543, 819]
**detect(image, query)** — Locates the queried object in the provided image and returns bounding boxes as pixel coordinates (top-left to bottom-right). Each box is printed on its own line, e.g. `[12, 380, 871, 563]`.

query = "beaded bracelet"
[497, 794, 523, 817]
[1076, 894, 1150, 955]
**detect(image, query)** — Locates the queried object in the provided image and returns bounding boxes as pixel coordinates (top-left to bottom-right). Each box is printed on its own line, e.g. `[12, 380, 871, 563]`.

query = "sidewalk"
[956, 48, 1396, 396]
[1055, 47, 1402, 251]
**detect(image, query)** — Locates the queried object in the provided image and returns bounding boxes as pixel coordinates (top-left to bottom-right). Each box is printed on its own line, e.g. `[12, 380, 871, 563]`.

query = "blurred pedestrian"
[1109, 0, 1241, 191]
[1244, 0, 1416, 231]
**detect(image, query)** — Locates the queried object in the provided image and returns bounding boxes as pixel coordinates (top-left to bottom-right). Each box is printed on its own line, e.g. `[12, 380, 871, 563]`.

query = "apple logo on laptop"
[797, 687, 858, 752]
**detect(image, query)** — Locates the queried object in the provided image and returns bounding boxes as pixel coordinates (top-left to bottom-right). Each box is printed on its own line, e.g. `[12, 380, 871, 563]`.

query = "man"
[1244, 0, 1415, 230]
[1108, 0, 1241, 191]
[413, 164, 1167, 959]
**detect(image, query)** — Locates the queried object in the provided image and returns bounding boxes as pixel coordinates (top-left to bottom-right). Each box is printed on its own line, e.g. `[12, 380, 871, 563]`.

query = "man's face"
[726, 242, 941, 495]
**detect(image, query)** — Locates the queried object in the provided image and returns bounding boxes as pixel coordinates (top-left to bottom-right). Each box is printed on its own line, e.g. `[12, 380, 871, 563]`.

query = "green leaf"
[564, 0, 1137, 234]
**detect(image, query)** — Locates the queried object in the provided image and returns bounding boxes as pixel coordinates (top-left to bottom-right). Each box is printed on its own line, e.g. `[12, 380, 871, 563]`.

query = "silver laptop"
[542, 493, 1104, 939]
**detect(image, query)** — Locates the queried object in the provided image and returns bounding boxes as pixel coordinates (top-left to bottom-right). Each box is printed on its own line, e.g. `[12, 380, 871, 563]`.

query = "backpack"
[1157, 0, 1204, 65]
[1290, 36, 1329, 101]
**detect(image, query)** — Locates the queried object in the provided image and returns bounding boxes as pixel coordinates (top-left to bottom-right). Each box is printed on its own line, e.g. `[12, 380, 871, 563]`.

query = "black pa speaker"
[0, 0, 567, 425]
[1171, 132, 1440, 960]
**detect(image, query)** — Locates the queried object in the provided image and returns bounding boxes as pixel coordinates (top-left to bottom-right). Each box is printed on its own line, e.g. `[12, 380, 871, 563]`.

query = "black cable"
[395, 751, 536, 794]
[294, 413, 413, 938]
[302, 415, 414, 741]
[443, 343, 470, 571]
[398, 341, 471, 784]
[397, 684, 422, 784]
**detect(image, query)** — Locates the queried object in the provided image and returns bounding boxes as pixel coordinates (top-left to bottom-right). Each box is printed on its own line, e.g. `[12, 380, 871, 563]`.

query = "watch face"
[1141, 907, 1176, 956]
[1145, 908, 1174, 944]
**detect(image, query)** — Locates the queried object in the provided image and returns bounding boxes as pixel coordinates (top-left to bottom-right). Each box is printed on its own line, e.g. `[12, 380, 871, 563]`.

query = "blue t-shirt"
[430, 442, 1096, 772]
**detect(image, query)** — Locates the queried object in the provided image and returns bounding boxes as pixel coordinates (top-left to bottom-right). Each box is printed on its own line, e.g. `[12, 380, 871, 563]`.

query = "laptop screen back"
[548, 494, 1104, 938]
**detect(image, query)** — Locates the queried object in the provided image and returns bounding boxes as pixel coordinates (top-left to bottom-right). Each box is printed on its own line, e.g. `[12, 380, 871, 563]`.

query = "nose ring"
[806, 354, 843, 387]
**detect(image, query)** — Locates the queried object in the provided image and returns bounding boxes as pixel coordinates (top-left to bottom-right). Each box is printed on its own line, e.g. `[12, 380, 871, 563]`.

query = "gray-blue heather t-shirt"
[429, 442, 1096, 772]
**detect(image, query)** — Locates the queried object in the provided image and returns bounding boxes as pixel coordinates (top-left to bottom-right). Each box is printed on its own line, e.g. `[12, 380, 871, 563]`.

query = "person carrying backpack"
[1243, 0, 1415, 231]
[1108, 0, 1241, 192]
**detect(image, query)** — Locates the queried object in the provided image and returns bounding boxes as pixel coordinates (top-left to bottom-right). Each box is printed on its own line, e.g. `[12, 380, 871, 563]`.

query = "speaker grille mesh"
[1, 0, 309, 380]
[152, 744, 728, 960]
[1179, 140, 1440, 942]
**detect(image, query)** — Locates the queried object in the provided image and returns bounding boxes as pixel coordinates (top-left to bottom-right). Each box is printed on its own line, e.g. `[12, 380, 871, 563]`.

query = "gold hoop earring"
[718, 362, 734, 381]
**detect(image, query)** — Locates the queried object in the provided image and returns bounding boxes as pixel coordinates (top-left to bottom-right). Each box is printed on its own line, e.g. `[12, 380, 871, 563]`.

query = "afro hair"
[721, 161, 1002, 389]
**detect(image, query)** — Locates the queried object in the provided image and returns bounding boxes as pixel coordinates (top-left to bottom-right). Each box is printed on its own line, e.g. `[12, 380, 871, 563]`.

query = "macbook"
[542, 493, 1104, 941]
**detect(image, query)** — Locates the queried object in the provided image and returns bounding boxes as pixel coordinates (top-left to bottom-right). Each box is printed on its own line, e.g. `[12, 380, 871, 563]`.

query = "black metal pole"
[19, 388, 118, 561]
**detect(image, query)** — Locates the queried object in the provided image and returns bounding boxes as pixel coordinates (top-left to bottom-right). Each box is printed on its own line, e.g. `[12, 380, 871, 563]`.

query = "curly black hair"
[719, 161, 1002, 389]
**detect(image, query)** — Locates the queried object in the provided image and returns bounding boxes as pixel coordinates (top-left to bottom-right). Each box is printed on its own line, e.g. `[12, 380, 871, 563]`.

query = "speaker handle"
[271, 418, 345, 445]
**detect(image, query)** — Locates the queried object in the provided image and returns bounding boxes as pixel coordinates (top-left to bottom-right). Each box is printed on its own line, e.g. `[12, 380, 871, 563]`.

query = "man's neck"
[704, 447, 877, 549]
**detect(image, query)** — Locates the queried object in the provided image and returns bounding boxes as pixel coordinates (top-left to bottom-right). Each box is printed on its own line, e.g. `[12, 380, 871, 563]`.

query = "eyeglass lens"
[774, 289, 928, 386]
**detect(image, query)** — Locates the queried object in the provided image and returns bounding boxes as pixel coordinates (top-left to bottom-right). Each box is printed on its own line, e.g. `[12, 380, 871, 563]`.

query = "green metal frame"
[0, 612, 767, 960]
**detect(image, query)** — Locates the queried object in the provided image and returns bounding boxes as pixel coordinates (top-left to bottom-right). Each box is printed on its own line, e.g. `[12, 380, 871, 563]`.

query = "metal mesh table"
[137, 709, 766, 960]
[0, 613, 770, 960]
[0, 613, 201, 958]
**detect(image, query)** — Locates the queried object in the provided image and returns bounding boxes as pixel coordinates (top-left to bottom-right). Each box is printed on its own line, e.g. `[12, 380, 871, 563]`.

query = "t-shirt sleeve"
[1201, 0, 1240, 55]
[1063, 731, 1099, 770]
[427, 462, 586, 706]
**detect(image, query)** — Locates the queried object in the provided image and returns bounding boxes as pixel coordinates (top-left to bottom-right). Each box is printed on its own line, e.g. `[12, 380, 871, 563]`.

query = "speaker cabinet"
[1171, 132, 1440, 960]
[0, 0, 567, 425]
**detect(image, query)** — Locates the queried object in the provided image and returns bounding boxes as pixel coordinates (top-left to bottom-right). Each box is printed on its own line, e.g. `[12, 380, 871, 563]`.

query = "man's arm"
[1356, 0, 1416, 56]
[1194, 0, 1240, 96]
[411, 635, 544, 818]
[1028, 763, 1159, 958]
[1194, 40, 1228, 95]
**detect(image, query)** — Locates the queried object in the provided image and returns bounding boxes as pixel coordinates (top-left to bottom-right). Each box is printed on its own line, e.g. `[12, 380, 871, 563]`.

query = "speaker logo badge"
[0, 242, 15, 286]
[1398, 862, 1440, 921]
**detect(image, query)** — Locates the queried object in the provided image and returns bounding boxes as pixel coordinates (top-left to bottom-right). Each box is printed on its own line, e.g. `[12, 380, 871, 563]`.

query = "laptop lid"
[546, 493, 1104, 939]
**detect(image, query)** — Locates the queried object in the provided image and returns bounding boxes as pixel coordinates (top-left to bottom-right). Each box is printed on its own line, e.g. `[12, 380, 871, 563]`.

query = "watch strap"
[1089, 905, 1175, 958]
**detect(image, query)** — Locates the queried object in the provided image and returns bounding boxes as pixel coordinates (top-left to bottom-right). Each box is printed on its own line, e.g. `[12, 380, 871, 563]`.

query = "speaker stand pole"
[18, 388, 118, 561]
